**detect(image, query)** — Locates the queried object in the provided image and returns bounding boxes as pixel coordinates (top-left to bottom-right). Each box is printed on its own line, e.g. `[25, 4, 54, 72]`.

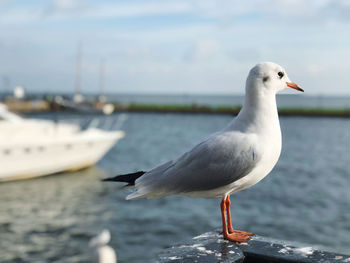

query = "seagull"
[104, 62, 304, 242]
[89, 229, 117, 263]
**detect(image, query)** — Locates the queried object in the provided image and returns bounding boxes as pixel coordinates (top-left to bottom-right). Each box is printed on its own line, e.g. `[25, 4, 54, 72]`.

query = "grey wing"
[139, 131, 261, 195]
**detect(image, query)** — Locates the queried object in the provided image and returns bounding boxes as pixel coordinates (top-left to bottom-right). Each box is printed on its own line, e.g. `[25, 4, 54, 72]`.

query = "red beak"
[286, 82, 304, 92]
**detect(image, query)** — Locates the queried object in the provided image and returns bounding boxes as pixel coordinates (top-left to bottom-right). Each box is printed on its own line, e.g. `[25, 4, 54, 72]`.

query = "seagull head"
[89, 229, 111, 248]
[247, 62, 303, 95]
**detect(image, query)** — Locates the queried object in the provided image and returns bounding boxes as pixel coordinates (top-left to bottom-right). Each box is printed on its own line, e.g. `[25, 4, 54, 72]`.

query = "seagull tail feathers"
[126, 191, 145, 200]
[102, 171, 145, 186]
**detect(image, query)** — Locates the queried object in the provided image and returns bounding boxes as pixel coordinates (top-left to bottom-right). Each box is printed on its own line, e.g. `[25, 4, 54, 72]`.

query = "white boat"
[0, 104, 125, 182]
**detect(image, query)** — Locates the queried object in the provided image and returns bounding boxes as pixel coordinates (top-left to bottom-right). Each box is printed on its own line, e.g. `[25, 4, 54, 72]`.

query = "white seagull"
[104, 62, 304, 242]
[89, 229, 117, 263]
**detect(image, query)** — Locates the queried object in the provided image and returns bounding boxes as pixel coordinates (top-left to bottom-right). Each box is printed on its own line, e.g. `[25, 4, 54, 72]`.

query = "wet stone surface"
[159, 231, 350, 263]
[158, 232, 244, 263]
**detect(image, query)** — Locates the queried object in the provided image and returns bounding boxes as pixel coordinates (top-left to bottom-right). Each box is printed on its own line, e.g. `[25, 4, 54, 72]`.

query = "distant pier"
[159, 230, 350, 263]
[3, 100, 50, 113]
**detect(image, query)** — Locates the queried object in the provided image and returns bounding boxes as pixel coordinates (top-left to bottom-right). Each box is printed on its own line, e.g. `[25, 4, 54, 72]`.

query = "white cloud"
[305, 64, 325, 74]
[0, 0, 12, 9]
[0, 1, 192, 24]
[0, 7, 41, 24]
[46, 1, 192, 20]
[53, 0, 81, 10]
[189, 39, 222, 62]
[1, 0, 350, 95]
[1, 0, 350, 26]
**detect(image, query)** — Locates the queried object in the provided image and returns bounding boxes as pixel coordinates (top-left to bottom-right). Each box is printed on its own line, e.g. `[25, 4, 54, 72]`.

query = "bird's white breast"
[228, 127, 282, 194]
[188, 100, 282, 198]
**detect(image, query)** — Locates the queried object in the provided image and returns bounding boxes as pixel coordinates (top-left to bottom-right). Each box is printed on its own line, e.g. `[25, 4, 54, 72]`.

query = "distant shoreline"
[3, 100, 350, 117]
[114, 104, 350, 117]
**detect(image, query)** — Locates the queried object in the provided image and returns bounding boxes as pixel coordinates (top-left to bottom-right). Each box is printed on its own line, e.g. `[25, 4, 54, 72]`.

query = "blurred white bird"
[104, 62, 303, 242]
[89, 229, 117, 263]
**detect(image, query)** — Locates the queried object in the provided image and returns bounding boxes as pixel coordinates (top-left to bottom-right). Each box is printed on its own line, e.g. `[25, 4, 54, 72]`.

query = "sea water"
[0, 111, 350, 262]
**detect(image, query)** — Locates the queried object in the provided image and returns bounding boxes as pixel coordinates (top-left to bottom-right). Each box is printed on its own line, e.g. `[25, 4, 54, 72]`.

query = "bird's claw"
[220, 229, 254, 236]
[223, 232, 251, 243]
[228, 229, 254, 236]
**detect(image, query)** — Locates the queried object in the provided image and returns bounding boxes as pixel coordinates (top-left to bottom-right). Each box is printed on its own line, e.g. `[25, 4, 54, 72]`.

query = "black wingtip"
[102, 177, 118, 182]
[102, 171, 146, 185]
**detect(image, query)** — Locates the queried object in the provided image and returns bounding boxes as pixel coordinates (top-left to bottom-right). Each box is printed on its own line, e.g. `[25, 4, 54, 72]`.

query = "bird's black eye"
[278, 71, 284, 78]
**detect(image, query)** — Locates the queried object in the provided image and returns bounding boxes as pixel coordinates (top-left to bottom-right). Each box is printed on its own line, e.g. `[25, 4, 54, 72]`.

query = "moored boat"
[0, 104, 124, 182]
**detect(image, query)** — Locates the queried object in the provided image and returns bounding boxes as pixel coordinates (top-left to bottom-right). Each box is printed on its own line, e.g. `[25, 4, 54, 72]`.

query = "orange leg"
[225, 195, 253, 236]
[220, 197, 251, 243]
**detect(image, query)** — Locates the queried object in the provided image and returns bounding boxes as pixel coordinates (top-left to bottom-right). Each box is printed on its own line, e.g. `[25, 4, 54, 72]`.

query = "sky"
[0, 0, 350, 95]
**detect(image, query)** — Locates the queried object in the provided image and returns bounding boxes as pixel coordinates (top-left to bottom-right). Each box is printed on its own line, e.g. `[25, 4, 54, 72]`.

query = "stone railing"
[159, 230, 350, 263]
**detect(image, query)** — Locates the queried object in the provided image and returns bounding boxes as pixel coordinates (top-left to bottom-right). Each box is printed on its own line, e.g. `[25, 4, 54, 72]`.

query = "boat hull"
[0, 130, 125, 182]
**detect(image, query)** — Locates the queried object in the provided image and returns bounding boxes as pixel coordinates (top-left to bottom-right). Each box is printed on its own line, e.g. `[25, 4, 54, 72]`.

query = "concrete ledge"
[159, 231, 350, 263]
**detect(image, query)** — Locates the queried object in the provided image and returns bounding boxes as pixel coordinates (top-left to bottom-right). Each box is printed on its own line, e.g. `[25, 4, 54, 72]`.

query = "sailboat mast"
[74, 42, 82, 97]
[98, 58, 105, 96]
